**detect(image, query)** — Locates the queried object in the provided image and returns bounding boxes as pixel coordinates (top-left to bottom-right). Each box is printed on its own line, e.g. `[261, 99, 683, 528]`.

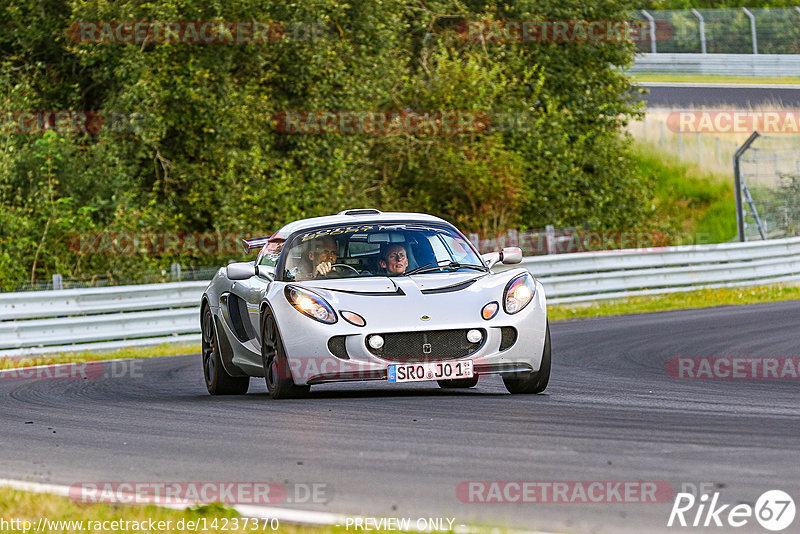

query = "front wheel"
[201, 305, 249, 395]
[503, 321, 551, 394]
[262, 312, 310, 400]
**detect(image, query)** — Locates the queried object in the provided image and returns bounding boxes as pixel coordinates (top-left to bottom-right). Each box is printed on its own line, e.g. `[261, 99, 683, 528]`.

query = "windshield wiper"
[406, 260, 487, 276]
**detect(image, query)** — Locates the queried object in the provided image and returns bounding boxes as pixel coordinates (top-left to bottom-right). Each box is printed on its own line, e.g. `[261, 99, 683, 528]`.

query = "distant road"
[638, 82, 800, 107]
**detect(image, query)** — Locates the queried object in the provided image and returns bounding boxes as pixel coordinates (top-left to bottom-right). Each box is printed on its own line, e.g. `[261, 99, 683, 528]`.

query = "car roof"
[273, 210, 451, 239]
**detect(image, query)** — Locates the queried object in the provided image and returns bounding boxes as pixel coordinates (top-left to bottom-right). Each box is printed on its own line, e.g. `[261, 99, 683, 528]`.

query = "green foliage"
[1, 0, 649, 289]
[632, 142, 736, 245]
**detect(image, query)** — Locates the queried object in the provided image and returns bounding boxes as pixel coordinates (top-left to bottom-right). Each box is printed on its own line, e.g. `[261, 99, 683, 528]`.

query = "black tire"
[262, 312, 310, 400]
[201, 304, 250, 395]
[502, 321, 551, 394]
[437, 377, 479, 388]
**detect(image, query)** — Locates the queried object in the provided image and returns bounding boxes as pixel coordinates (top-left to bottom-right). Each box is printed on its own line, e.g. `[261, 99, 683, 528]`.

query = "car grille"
[367, 329, 484, 362]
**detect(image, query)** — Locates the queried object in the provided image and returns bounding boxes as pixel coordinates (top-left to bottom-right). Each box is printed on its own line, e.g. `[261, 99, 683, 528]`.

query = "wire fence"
[738, 134, 800, 240]
[7, 265, 221, 293]
[636, 7, 800, 55]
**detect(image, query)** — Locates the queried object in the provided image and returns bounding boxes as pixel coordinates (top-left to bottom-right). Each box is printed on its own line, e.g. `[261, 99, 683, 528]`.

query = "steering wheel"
[329, 263, 360, 275]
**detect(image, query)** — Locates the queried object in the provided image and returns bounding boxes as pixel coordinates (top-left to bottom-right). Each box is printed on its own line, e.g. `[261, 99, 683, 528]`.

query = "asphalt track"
[2, 301, 800, 533]
[639, 83, 800, 108]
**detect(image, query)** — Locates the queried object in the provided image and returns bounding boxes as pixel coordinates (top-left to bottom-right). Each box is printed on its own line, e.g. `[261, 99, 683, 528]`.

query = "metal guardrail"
[2, 237, 800, 357]
[0, 282, 207, 357]
[630, 53, 800, 76]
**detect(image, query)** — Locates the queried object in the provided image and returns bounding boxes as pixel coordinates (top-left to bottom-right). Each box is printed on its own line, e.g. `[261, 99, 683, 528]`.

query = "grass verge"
[0, 343, 200, 370]
[630, 73, 800, 85]
[632, 140, 737, 245]
[0, 487, 313, 533]
[548, 283, 800, 321]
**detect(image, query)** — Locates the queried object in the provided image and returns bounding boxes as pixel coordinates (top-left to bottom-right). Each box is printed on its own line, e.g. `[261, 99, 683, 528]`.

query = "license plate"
[387, 360, 473, 383]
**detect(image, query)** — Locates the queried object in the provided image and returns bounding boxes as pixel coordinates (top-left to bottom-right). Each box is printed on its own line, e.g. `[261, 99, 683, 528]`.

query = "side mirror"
[500, 247, 522, 265]
[227, 262, 257, 280]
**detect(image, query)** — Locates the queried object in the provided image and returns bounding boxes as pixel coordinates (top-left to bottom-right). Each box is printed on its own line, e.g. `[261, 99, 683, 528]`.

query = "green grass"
[548, 283, 800, 321]
[630, 73, 800, 85]
[0, 343, 200, 370]
[632, 141, 737, 245]
[0, 487, 312, 533]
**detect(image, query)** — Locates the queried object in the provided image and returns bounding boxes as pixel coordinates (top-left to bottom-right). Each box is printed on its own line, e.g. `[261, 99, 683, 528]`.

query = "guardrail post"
[545, 225, 556, 255]
[52, 274, 63, 290]
[171, 263, 182, 281]
[691, 9, 707, 54]
[742, 8, 757, 54]
[641, 10, 657, 54]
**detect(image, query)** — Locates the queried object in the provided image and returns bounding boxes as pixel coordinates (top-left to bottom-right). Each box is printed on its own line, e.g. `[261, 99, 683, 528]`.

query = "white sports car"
[201, 209, 550, 398]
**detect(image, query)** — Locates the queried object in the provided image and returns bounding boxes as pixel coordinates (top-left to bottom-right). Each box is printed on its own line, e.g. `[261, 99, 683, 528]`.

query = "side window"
[258, 240, 284, 267]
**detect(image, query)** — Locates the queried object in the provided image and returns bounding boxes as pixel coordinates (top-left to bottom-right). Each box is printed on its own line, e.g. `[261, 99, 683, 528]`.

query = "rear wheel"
[262, 312, 310, 400]
[503, 321, 551, 394]
[201, 304, 249, 395]
[437, 377, 479, 388]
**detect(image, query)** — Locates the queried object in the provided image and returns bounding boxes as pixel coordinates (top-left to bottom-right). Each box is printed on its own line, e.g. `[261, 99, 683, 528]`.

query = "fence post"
[52, 274, 63, 290]
[733, 131, 761, 242]
[742, 8, 757, 54]
[641, 10, 657, 54]
[691, 9, 707, 54]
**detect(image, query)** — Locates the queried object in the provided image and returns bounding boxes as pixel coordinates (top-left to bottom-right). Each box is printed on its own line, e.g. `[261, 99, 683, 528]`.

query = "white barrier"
[630, 53, 800, 77]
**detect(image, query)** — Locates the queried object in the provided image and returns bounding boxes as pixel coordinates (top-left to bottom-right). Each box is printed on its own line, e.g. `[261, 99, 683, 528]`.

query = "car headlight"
[503, 273, 536, 314]
[285, 286, 337, 324]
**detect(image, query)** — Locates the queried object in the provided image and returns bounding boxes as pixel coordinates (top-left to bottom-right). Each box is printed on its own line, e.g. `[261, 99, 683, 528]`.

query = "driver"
[378, 243, 408, 275]
[308, 237, 338, 277]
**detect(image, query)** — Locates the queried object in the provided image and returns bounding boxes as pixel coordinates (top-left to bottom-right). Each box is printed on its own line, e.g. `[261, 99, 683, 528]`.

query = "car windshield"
[282, 222, 486, 281]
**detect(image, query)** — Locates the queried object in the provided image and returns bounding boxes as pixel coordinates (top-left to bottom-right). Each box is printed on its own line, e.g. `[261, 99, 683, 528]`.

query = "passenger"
[378, 243, 408, 275]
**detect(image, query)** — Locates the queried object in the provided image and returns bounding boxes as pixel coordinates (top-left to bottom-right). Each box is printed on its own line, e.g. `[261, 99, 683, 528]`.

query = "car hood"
[300, 272, 487, 294]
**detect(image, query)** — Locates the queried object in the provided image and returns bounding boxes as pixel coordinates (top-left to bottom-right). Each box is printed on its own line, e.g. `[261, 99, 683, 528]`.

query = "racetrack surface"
[638, 83, 800, 107]
[2, 301, 800, 533]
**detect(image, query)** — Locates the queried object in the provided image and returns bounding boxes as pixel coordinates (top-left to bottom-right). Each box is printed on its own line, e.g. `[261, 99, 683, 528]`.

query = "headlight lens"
[285, 286, 337, 324]
[503, 273, 536, 314]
